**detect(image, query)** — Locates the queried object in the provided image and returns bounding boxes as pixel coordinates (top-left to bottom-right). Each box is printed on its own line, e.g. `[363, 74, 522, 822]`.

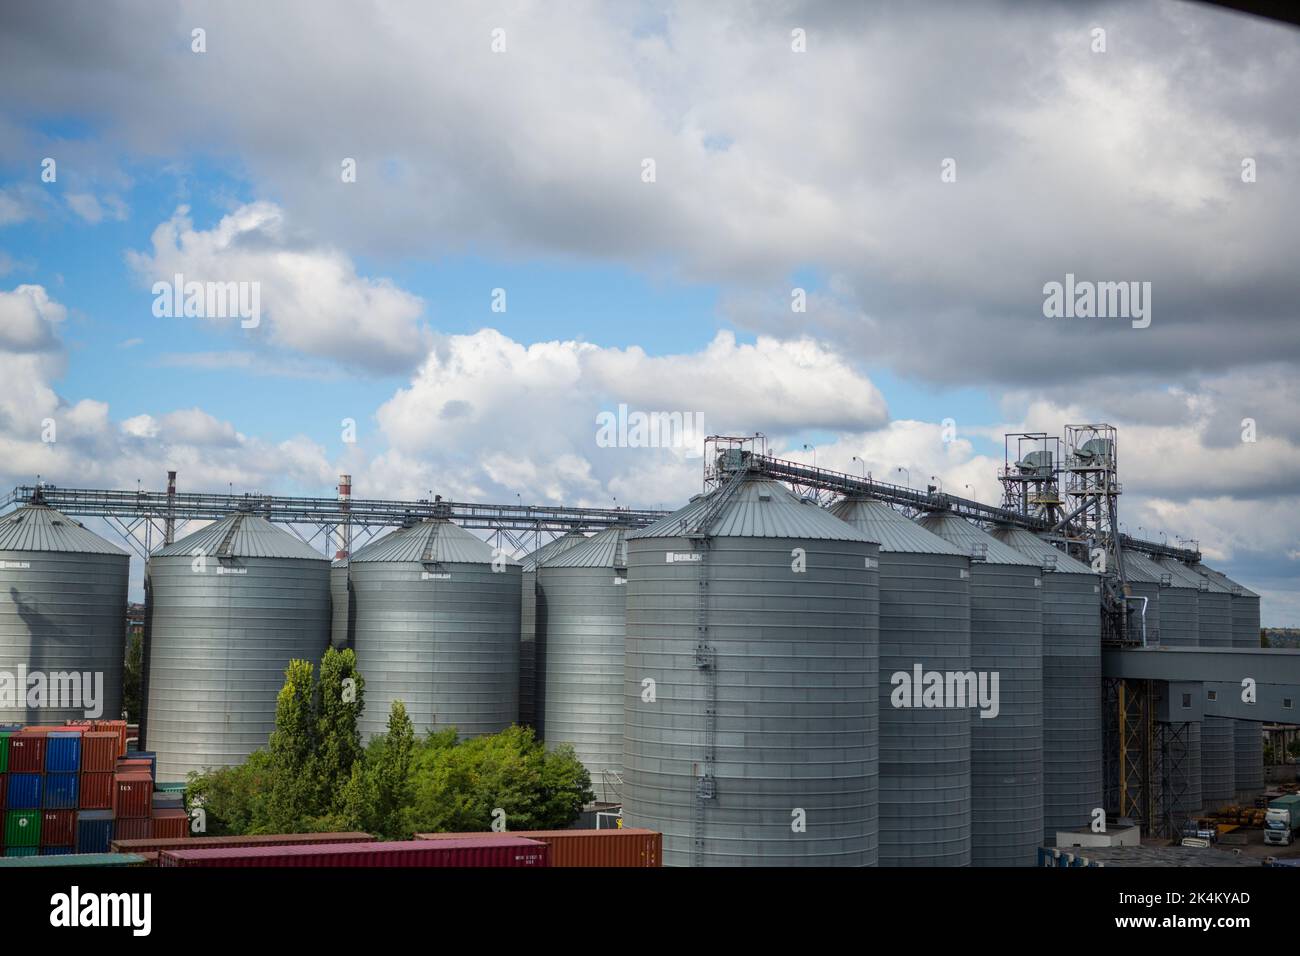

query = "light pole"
[803, 443, 817, 469]
[897, 466, 910, 490]
[930, 475, 943, 494]
[851, 455, 867, 478]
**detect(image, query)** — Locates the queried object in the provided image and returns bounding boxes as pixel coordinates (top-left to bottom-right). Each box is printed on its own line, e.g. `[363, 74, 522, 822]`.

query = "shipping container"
[115, 758, 154, 780]
[7, 734, 45, 773]
[76, 810, 113, 854]
[6, 773, 41, 809]
[160, 837, 550, 868]
[125, 751, 156, 779]
[0, 772, 5, 810]
[80, 733, 119, 773]
[110, 830, 376, 856]
[93, 720, 128, 755]
[112, 817, 151, 842]
[414, 828, 662, 867]
[0, 852, 146, 868]
[3, 846, 38, 858]
[42, 773, 78, 809]
[79, 771, 112, 809]
[5, 809, 40, 846]
[112, 772, 152, 818]
[39, 809, 75, 847]
[40, 846, 74, 855]
[151, 808, 188, 840]
[151, 792, 183, 811]
[44, 733, 81, 773]
[0, 731, 9, 772]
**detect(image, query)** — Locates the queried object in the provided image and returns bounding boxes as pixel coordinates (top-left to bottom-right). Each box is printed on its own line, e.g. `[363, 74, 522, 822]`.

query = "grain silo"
[1195, 563, 1264, 799]
[0, 502, 128, 725]
[535, 526, 628, 801]
[143, 512, 330, 779]
[519, 531, 587, 728]
[915, 512, 1043, 867]
[990, 526, 1101, 843]
[1158, 557, 1235, 810]
[623, 476, 879, 867]
[829, 497, 971, 867]
[329, 557, 353, 650]
[350, 519, 520, 740]
[1120, 550, 1162, 647]
[1127, 549, 1200, 818]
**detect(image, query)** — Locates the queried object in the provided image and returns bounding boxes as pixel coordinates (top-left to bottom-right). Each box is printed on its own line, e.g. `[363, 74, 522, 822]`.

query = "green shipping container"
[0, 852, 146, 868]
[5, 810, 41, 846]
[4, 847, 39, 858]
[0, 732, 10, 773]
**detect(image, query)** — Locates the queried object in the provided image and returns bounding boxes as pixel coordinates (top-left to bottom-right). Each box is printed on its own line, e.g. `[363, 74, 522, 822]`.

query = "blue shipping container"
[152, 792, 183, 810]
[6, 773, 42, 809]
[45, 733, 82, 773]
[40, 846, 74, 856]
[4, 846, 38, 858]
[126, 751, 157, 781]
[76, 810, 113, 854]
[42, 773, 79, 809]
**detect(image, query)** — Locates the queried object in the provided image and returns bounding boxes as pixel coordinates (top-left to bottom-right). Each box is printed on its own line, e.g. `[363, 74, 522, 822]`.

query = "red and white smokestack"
[165, 470, 177, 545]
[336, 474, 352, 560]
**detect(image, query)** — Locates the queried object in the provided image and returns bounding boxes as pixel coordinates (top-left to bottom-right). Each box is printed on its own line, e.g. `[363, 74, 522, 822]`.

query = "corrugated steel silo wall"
[877, 550, 971, 866]
[1154, 585, 1201, 814]
[536, 565, 625, 793]
[144, 555, 329, 779]
[1126, 581, 1160, 646]
[967, 562, 1043, 866]
[519, 570, 538, 727]
[1041, 571, 1102, 841]
[623, 535, 879, 866]
[1196, 590, 1234, 807]
[0, 549, 128, 724]
[352, 561, 521, 740]
[1232, 594, 1263, 796]
[329, 564, 353, 650]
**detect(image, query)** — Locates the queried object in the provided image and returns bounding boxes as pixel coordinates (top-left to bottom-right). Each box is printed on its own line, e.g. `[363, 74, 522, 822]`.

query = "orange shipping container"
[93, 720, 128, 757]
[151, 808, 189, 840]
[80, 733, 119, 773]
[414, 828, 661, 867]
[80, 771, 114, 809]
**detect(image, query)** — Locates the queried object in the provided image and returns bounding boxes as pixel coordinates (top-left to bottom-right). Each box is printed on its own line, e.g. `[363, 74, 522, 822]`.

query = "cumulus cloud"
[127, 203, 429, 373]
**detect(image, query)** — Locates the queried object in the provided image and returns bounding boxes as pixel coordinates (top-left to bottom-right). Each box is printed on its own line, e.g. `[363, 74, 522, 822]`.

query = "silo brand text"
[666, 552, 702, 563]
[890, 664, 1000, 719]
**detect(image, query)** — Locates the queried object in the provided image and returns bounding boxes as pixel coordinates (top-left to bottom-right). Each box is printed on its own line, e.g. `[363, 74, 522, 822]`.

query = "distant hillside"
[1263, 628, 1300, 649]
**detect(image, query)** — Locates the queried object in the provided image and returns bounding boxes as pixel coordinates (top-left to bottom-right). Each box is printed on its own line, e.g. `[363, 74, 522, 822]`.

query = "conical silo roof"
[915, 512, 1039, 566]
[629, 477, 875, 542]
[1157, 556, 1227, 592]
[829, 497, 966, 555]
[0, 504, 128, 556]
[351, 518, 514, 565]
[521, 530, 588, 571]
[1122, 550, 1167, 584]
[156, 512, 325, 561]
[989, 526, 1094, 574]
[1194, 563, 1259, 598]
[547, 526, 628, 568]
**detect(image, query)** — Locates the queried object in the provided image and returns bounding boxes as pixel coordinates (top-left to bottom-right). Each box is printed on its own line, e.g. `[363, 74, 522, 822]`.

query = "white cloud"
[127, 203, 428, 373]
[65, 192, 129, 224]
[0, 284, 65, 351]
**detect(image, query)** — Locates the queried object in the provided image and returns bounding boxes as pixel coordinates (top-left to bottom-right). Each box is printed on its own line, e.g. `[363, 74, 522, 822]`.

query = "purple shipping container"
[159, 837, 550, 868]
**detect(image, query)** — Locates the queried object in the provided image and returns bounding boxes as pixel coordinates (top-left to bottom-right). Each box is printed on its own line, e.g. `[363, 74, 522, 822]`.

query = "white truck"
[1263, 794, 1300, 847]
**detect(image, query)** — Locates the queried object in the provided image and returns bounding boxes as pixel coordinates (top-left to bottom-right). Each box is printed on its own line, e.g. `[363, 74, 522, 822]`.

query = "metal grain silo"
[1158, 557, 1234, 809]
[1127, 550, 1200, 818]
[990, 527, 1101, 844]
[1195, 563, 1264, 799]
[519, 531, 587, 728]
[1120, 550, 1162, 647]
[0, 502, 128, 724]
[623, 476, 879, 867]
[535, 527, 628, 802]
[915, 512, 1042, 867]
[143, 512, 330, 779]
[350, 519, 520, 740]
[829, 497, 971, 866]
[330, 557, 353, 650]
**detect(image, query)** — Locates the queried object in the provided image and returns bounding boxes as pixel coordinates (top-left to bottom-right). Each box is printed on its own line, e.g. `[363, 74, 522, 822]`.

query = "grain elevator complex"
[2, 425, 1297, 867]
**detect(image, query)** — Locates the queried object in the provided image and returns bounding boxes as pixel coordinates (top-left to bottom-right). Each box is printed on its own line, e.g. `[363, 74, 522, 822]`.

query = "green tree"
[315, 647, 365, 813]
[343, 699, 415, 838]
[266, 659, 318, 832]
[186, 751, 274, 836]
[122, 631, 143, 722]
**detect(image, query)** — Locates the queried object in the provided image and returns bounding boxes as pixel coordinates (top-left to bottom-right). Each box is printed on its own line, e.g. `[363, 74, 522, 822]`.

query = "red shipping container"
[40, 809, 76, 847]
[115, 758, 152, 775]
[160, 837, 550, 868]
[79, 771, 113, 809]
[151, 809, 189, 840]
[415, 828, 662, 867]
[113, 817, 151, 842]
[112, 772, 152, 819]
[80, 733, 119, 773]
[7, 734, 46, 772]
[93, 720, 128, 757]
[111, 831, 375, 857]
